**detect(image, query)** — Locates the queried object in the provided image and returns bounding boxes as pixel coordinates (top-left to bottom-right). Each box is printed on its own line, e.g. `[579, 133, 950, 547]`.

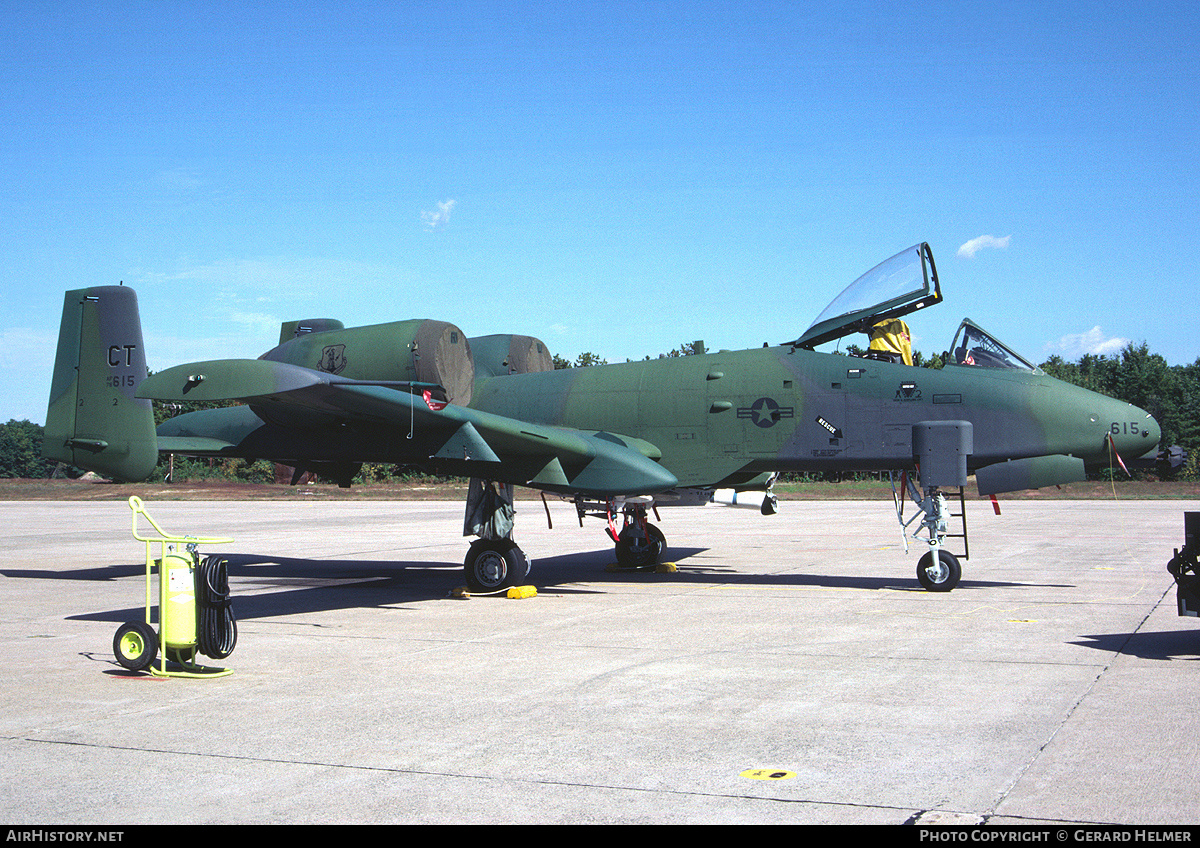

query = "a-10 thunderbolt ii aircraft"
[45, 243, 1161, 593]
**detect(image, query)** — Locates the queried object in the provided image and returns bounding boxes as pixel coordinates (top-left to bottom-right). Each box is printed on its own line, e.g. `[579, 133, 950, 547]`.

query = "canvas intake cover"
[261, 318, 476, 406]
[468, 334, 555, 379]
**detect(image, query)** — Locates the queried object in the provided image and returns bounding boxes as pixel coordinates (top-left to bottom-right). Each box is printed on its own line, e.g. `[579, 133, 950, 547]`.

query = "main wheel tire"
[464, 539, 530, 593]
[917, 549, 962, 592]
[615, 523, 666, 568]
[113, 621, 158, 671]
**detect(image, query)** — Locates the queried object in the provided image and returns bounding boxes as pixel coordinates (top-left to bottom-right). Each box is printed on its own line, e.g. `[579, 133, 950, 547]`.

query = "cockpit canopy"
[790, 242, 941, 350]
[791, 242, 1042, 373]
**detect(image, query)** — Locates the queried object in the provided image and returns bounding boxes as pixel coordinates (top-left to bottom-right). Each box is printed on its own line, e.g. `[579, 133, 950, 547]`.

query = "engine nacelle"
[262, 319, 476, 406]
[277, 318, 345, 346]
[469, 334, 555, 379]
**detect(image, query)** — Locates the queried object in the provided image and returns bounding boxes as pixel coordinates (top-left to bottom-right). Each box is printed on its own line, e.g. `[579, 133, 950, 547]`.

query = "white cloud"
[957, 234, 1011, 259]
[1048, 326, 1131, 359]
[133, 256, 396, 300]
[156, 167, 204, 192]
[126, 255, 406, 364]
[0, 327, 56, 370]
[422, 198, 456, 230]
[230, 311, 282, 339]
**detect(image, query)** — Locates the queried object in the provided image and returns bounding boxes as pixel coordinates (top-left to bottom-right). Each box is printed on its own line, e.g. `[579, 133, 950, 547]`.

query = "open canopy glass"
[791, 243, 942, 349]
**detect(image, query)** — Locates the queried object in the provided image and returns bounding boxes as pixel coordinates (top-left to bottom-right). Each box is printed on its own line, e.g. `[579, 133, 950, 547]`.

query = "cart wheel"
[113, 621, 158, 671]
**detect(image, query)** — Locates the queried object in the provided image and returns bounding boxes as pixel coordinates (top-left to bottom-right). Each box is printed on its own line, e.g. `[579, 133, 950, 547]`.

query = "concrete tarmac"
[2, 496, 1199, 825]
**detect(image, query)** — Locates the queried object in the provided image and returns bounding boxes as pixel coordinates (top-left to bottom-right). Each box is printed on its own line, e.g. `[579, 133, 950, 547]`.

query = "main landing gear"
[460, 486, 670, 592]
[464, 537, 531, 593]
[462, 479, 532, 593]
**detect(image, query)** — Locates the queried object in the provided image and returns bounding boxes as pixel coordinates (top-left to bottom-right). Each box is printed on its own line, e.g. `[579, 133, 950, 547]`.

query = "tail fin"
[44, 286, 158, 481]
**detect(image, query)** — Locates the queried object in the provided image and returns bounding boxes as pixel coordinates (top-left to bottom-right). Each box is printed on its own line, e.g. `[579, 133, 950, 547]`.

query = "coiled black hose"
[196, 554, 237, 659]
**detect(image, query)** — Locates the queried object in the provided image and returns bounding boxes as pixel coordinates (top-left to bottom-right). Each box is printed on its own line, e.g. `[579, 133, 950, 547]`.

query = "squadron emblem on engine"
[317, 344, 348, 375]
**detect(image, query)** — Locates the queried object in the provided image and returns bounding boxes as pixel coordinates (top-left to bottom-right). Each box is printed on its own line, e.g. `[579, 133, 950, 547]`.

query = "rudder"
[44, 286, 158, 481]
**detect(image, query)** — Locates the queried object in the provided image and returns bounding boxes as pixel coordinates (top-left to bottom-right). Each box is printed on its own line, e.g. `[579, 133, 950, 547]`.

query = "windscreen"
[949, 320, 1038, 371]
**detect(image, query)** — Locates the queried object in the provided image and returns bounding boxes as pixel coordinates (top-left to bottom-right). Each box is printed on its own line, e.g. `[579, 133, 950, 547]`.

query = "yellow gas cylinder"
[160, 552, 197, 651]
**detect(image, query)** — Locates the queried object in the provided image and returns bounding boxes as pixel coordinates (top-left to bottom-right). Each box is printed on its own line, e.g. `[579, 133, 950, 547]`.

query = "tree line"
[4, 342, 1196, 481]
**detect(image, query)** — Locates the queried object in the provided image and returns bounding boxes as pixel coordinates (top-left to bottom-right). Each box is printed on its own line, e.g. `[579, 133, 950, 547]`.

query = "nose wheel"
[615, 522, 666, 568]
[916, 549, 961, 592]
[895, 476, 968, 592]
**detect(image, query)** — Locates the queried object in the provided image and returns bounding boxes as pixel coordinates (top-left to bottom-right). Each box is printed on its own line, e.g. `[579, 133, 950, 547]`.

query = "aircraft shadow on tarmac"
[1071, 630, 1200, 661]
[1, 562, 146, 582]
[0, 546, 1063, 626]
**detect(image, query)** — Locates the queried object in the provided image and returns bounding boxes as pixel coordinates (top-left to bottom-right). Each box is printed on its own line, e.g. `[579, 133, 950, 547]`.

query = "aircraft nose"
[1134, 408, 1161, 460]
[1104, 400, 1161, 463]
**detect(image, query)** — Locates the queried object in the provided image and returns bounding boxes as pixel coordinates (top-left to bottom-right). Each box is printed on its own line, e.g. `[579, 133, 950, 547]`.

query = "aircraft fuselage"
[468, 345, 1160, 489]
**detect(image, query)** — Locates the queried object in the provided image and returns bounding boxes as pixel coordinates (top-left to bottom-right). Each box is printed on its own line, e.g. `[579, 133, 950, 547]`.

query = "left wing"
[139, 359, 677, 497]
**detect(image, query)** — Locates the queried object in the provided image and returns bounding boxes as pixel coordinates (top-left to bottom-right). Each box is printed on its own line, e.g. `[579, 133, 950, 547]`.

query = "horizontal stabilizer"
[157, 436, 239, 455]
[975, 454, 1086, 496]
[139, 359, 332, 402]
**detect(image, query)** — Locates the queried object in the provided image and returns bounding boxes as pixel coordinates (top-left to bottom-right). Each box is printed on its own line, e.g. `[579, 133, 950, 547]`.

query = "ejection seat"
[864, 318, 913, 366]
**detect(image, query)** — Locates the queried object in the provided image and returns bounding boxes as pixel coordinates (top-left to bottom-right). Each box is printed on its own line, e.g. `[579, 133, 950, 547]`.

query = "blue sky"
[3, 0, 1197, 425]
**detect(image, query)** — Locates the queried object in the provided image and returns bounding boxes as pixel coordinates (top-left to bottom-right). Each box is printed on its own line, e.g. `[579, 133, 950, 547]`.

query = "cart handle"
[128, 496, 235, 546]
